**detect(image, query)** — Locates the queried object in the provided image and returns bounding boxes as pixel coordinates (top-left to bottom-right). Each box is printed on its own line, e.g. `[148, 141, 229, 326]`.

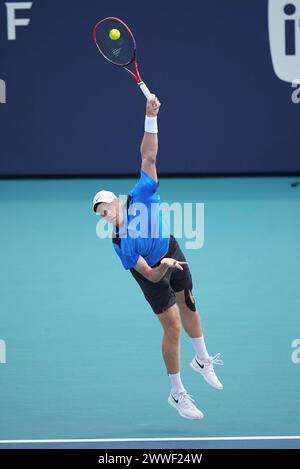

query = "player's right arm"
[140, 95, 161, 183]
[133, 255, 187, 283]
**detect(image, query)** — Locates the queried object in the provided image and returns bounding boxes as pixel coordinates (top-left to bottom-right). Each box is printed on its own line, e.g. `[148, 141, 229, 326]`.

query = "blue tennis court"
[0, 176, 299, 449]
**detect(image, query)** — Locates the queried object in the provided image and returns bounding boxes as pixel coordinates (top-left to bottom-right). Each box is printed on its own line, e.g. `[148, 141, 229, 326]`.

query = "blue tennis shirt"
[112, 170, 170, 270]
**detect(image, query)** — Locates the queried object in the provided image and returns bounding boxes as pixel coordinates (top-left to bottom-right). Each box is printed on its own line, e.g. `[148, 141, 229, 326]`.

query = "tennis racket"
[92, 17, 152, 100]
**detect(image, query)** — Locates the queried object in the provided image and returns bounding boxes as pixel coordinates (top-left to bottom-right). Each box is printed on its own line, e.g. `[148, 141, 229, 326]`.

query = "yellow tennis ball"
[109, 29, 120, 40]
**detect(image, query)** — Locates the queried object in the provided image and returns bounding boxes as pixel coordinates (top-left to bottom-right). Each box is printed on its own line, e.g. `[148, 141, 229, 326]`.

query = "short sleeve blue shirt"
[112, 170, 170, 270]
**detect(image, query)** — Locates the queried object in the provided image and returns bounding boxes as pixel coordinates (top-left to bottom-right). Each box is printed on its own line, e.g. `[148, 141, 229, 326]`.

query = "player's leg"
[174, 289, 203, 338]
[175, 289, 223, 390]
[157, 304, 203, 420]
[130, 261, 203, 418]
[168, 240, 207, 354]
[157, 303, 181, 375]
[167, 235, 224, 390]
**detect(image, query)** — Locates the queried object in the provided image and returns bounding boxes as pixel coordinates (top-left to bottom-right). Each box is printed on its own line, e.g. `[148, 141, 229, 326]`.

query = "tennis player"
[93, 96, 223, 420]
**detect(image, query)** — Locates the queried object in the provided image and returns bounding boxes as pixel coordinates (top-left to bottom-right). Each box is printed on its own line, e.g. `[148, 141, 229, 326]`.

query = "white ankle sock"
[191, 336, 209, 360]
[168, 372, 185, 394]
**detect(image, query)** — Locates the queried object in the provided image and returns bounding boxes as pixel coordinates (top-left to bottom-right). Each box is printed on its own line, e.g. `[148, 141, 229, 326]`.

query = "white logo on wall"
[0, 339, 6, 364]
[269, 0, 300, 83]
[4, 2, 33, 40]
[0, 79, 6, 103]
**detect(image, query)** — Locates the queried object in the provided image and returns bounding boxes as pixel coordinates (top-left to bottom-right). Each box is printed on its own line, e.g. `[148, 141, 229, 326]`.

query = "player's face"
[97, 201, 116, 223]
[97, 199, 123, 226]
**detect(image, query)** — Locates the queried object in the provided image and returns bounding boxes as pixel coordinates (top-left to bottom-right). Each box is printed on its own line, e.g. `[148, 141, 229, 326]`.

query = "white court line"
[0, 436, 299, 444]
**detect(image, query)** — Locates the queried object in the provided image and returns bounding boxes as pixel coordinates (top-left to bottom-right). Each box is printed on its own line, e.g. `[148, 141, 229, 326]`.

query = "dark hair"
[93, 202, 103, 213]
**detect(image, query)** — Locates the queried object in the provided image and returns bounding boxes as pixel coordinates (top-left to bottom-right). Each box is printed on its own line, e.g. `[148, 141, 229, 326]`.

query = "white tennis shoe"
[168, 391, 204, 420]
[190, 353, 224, 390]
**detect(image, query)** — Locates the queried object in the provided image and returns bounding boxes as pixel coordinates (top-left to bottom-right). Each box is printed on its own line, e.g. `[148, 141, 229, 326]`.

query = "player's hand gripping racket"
[92, 17, 152, 100]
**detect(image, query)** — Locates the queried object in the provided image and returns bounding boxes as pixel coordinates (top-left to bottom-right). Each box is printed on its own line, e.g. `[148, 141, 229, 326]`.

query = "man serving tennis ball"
[93, 96, 223, 420]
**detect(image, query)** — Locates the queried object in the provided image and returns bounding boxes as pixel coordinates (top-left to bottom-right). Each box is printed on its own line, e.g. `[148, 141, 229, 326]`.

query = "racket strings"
[94, 20, 135, 66]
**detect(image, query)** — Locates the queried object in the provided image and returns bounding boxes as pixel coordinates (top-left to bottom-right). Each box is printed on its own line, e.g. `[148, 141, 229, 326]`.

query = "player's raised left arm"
[140, 95, 161, 182]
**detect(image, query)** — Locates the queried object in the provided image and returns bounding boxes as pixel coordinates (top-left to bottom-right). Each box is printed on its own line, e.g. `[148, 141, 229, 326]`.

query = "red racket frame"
[92, 17, 152, 99]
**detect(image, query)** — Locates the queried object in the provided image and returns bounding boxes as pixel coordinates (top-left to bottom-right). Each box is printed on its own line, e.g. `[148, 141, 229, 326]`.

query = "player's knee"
[165, 316, 181, 339]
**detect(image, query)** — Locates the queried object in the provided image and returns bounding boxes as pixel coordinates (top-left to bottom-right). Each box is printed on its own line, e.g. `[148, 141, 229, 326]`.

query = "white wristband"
[145, 115, 158, 134]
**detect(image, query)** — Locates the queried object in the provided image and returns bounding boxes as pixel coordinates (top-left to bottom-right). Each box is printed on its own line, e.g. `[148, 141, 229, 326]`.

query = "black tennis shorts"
[130, 234, 193, 315]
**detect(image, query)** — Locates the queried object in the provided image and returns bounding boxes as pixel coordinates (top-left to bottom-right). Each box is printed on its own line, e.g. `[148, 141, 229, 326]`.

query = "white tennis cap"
[93, 190, 117, 212]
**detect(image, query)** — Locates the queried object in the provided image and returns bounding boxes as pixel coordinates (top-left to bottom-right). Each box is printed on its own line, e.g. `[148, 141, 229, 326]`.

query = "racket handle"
[138, 81, 153, 100]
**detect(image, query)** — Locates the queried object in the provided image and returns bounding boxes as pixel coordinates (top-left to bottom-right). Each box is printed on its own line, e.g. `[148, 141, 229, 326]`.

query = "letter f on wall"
[5, 2, 33, 40]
